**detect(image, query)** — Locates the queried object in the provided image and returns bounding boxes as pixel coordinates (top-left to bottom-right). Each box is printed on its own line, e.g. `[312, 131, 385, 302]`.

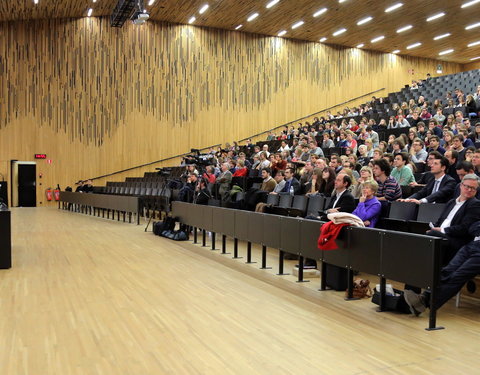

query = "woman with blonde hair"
[352, 166, 374, 198]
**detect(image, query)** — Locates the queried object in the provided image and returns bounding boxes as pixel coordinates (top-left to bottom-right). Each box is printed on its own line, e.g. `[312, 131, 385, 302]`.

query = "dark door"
[18, 164, 36, 207]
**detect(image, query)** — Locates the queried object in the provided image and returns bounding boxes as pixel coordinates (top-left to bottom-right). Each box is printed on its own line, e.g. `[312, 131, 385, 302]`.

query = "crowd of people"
[175, 75, 480, 316]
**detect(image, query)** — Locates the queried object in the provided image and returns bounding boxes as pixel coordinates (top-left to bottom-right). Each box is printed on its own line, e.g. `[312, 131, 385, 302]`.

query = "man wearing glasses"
[426, 174, 480, 263]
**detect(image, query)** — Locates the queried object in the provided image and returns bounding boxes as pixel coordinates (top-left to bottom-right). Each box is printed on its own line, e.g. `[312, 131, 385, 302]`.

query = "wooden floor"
[2, 208, 480, 375]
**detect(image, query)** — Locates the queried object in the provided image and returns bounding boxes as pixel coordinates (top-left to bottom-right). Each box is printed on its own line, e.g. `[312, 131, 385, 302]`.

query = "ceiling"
[1, 0, 480, 64]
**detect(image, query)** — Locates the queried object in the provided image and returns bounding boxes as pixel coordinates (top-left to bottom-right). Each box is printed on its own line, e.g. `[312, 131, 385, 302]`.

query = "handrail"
[90, 87, 385, 181]
[239, 87, 385, 142]
[90, 143, 222, 181]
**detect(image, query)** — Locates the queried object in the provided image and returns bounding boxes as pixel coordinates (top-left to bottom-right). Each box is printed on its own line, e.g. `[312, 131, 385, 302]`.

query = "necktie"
[433, 180, 440, 194]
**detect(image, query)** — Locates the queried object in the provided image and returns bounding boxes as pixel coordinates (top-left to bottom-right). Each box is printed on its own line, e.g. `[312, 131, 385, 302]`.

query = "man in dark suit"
[324, 174, 356, 214]
[427, 174, 480, 262]
[401, 156, 456, 204]
[404, 220, 480, 316]
[279, 167, 301, 194]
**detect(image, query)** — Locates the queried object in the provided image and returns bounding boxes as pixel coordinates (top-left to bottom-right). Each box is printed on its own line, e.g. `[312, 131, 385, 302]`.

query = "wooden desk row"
[172, 201, 444, 330]
[59, 192, 141, 224]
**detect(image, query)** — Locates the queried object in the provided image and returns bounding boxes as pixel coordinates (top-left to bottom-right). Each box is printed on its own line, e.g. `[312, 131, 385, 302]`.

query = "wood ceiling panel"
[1, 0, 479, 64]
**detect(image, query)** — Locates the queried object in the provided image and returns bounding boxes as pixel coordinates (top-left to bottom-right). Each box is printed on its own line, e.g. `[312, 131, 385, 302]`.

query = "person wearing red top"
[233, 159, 248, 177]
[202, 165, 216, 184]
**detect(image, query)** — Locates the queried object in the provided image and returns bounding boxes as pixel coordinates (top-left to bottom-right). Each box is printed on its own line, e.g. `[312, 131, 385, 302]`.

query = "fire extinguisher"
[54, 184, 60, 201]
[46, 188, 53, 201]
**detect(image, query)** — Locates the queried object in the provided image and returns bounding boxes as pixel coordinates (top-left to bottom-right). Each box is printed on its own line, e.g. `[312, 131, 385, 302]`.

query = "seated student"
[194, 178, 212, 205]
[273, 170, 286, 193]
[444, 150, 461, 183]
[426, 135, 445, 155]
[410, 138, 428, 163]
[472, 149, 480, 177]
[452, 161, 479, 198]
[391, 152, 415, 186]
[272, 167, 300, 195]
[352, 166, 374, 199]
[75, 180, 84, 192]
[82, 180, 94, 193]
[232, 159, 248, 177]
[202, 165, 217, 184]
[404, 221, 480, 316]
[324, 174, 356, 215]
[351, 180, 382, 228]
[308, 167, 336, 196]
[401, 156, 456, 204]
[371, 159, 402, 201]
[259, 167, 277, 193]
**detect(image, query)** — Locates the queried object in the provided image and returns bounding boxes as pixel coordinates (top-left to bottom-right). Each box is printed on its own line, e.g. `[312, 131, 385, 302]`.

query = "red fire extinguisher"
[54, 184, 60, 201]
[46, 188, 53, 201]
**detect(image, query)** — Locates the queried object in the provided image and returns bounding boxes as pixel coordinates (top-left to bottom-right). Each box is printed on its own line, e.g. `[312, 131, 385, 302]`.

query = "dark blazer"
[409, 174, 456, 203]
[281, 177, 301, 194]
[434, 197, 480, 250]
[325, 190, 356, 213]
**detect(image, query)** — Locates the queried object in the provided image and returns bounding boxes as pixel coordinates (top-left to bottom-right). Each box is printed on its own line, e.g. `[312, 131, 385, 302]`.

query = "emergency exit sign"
[34, 154, 47, 159]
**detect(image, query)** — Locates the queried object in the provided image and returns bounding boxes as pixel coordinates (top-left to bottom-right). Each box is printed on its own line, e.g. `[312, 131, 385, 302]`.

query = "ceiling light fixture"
[320, 37, 327, 42]
[468, 40, 480, 47]
[392, 50, 400, 54]
[406, 42, 422, 49]
[470, 56, 480, 60]
[356, 43, 364, 48]
[371, 35, 385, 43]
[396, 25, 412, 33]
[199, 4, 209, 14]
[247, 13, 259, 22]
[34, 0, 39, 3]
[148, 0, 155, 5]
[433, 33, 451, 40]
[87, 8, 93, 17]
[93, 0, 98, 3]
[339, 0, 348, 3]
[439, 49, 454, 55]
[357, 16, 373, 25]
[461, 0, 480, 7]
[291, 21, 304, 29]
[333, 28, 347, 36]
[313, 8, 328, 17]
[466, 22, 480, 30]
[266, 0, 280, 8]
[188, 16, 196, 24]
[385, 3, 403, 12]
[426, 12, 445, 22]
[278, 30, 287, 36]
[235, 24, 243, 30]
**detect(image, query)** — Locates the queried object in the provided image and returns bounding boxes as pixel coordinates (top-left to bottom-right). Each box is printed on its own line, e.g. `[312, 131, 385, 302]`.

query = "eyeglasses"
[461, 183, 478, 192]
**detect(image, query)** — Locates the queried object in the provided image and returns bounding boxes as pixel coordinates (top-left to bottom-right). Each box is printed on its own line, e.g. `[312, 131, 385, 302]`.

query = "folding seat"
[288, 195, 309, 217]
[408, 203, 446, 234]
[266, 193, 279, 206]
[306, 194, 325, 217]
[381, 201, 418, 232]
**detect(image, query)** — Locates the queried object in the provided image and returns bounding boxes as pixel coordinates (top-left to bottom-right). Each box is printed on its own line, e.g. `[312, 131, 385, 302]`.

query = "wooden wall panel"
[0, 18, 461, 205]
[463, 61, 480, 72]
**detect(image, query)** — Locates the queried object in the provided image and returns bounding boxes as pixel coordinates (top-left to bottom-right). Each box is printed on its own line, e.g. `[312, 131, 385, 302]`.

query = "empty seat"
[266, 193, 280, 206]
[306, 194, 326, 217]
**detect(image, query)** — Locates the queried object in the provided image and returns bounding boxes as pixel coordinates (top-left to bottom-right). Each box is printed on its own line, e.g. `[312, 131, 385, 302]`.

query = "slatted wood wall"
[0, 17, 461, 205]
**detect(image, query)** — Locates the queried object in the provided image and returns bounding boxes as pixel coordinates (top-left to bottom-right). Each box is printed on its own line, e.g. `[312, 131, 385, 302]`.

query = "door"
[18, 164, 36, 207]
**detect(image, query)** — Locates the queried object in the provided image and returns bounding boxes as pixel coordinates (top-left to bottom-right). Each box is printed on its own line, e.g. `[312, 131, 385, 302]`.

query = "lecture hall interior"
[1, 0, 480, 374]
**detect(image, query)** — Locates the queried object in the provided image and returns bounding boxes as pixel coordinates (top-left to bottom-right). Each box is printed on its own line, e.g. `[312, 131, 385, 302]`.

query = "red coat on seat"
[317, 221, 350, 251]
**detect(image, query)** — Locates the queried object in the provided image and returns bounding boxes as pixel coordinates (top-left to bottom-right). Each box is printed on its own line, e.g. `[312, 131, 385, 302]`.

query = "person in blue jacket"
[352, 180, 382, 227]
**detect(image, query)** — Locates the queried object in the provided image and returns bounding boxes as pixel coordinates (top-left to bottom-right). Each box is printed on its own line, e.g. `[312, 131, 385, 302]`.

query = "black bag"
[371, 288, 412, 314]
[153, 216, 177, 235]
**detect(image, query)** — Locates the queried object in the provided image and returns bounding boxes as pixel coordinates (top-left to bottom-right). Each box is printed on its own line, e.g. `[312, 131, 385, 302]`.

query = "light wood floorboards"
[1, 208, 480, 375]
